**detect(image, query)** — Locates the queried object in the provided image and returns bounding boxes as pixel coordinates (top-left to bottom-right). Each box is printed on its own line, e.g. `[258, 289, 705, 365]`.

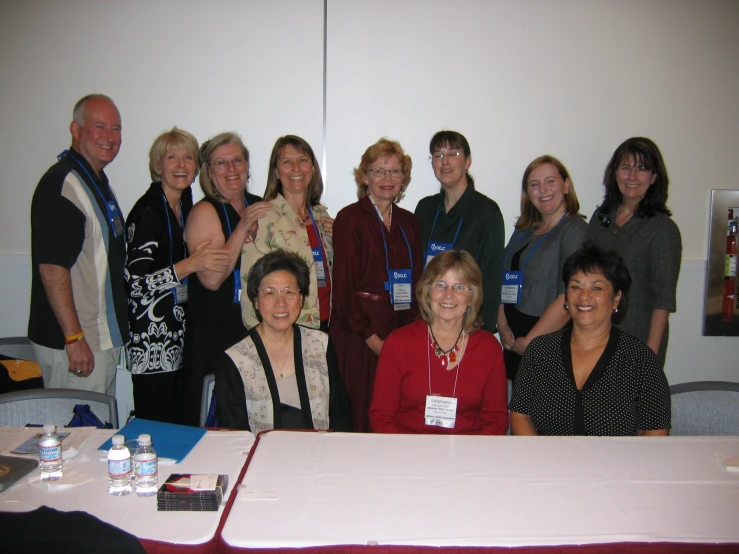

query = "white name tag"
[424, 395, 457, 429]
[391, 282, 411, 304]
[173, 284, 188, 305]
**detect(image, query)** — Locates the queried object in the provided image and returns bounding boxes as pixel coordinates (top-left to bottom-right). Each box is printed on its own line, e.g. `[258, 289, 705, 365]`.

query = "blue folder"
[98, 419, 207, 463]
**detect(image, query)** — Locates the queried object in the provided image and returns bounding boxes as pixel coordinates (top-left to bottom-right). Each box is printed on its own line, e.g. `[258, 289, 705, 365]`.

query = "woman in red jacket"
[370, 250, 508, 434]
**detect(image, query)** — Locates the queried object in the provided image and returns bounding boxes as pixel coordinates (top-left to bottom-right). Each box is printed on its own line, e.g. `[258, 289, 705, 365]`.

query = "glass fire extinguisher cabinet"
[703, 189, 739, 336]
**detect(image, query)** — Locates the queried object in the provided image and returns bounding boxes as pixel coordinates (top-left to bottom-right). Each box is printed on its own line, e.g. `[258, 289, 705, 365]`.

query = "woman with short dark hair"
[215, 251, 352, 432]
[589, 137, 682, 367]
[509, 242, 670, 436]
[370, 250, 508, 435]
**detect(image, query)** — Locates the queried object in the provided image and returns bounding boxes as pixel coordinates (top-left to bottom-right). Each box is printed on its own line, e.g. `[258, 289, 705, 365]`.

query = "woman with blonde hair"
[180, 131, 270, 425]
[497, 155, 588, 381]
[126, 127, 232, 422]
[370, 250, 508, 434]
[329, 138, 422, 432]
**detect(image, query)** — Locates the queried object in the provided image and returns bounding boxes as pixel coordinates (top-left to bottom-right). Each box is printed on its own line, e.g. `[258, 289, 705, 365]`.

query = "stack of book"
[156, 473, 229, 511]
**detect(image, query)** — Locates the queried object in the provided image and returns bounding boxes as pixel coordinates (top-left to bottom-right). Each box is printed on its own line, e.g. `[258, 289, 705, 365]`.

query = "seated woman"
[370, 250, 508, 435]
[509, 242, 670, 436]
[214, 250, 352, 432]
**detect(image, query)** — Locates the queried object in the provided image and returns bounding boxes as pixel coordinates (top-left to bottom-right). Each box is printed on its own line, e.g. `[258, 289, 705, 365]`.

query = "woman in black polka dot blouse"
[509, 242, 670, 436]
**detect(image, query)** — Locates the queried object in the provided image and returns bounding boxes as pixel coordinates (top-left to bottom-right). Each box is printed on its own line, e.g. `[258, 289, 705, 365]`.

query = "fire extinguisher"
[722, 208, 737, 321]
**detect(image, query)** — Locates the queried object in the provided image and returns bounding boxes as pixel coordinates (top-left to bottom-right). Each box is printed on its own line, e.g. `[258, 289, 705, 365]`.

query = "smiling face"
[429, 268, 472, 326]
[566, 270, 622, 331]
[160, 147, 197, 195]
[431, 146, 471, 191]
[70, 97, 122, 175]
[254, 270, 303, 332]
[275, 144, 315, 199]
[208, 143, 248, 201]
[364, 154, 403, 204]
[616, 155, 657, 206]
[526, 162, 570, 218]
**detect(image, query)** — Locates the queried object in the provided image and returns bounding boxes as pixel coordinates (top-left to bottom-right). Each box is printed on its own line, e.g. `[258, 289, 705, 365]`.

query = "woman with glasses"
[588, 137, 681, 368]
[370, 250, 508, 434]
[241, 135, 334, 332]
[328, 138, 422, 432]
[497, 155, 588, 382]
[179, 132, 270, 426]
[125, 128, 234, 422]
[215, 251, 352, 432]
[415, 130, 505, 336]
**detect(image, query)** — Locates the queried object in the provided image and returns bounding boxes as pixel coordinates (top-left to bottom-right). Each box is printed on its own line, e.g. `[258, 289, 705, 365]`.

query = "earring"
[564, 302, 569, 311]
[465, 305, 471, 313]
[613, 307, 619, 314]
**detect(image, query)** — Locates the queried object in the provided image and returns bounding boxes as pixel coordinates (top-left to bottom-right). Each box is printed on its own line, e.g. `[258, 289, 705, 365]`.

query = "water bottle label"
[135, 458, 158, 477]
[39, 444, 61, 463]
[108, 458, 131, 477]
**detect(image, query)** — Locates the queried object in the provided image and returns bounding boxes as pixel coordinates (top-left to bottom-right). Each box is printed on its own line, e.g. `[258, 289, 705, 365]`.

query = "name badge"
[106, 201, 123, 238]
[312, 247, 327, 288]
[425, 241, 453, 266]
[233, 269, 242, 303]
[173, 283, 188, 305]
[387, 268, 411, 308]
[501, 270, 523, 304]
[424, 395, 458, 429]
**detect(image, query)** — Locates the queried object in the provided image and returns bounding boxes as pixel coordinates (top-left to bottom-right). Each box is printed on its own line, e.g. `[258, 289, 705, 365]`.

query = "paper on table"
[714, 451, 739, 472]
[97, 418, 206, 463]
[3, 427, 95, 461]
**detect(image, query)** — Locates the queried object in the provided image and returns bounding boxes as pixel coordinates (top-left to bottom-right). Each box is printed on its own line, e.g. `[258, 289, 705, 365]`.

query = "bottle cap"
[138, 434, 151, 445]
[43, 423, 55, 434]
[112, 434, 125, 446]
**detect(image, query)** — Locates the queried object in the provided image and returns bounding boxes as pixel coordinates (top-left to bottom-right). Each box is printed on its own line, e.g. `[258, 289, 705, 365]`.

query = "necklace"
[260, 331, 293, 379]
[429, 325, 464, 369]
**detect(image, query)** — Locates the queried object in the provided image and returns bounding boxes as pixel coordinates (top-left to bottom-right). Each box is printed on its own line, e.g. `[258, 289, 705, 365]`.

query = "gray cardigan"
[503, 215, 588, 317]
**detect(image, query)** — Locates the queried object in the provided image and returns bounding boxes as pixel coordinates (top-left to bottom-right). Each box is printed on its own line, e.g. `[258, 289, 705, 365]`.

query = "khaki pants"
[31, 342, 119, 397]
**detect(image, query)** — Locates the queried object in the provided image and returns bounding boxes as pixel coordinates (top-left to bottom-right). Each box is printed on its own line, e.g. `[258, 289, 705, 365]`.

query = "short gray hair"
[72, 94, 115, 126]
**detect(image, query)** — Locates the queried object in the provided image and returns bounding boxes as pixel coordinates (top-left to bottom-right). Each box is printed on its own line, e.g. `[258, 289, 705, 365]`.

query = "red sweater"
[370, 319, 508, 434]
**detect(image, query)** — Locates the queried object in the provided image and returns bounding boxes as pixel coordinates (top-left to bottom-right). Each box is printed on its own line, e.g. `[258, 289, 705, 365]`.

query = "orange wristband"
[65, 331, 85, 345]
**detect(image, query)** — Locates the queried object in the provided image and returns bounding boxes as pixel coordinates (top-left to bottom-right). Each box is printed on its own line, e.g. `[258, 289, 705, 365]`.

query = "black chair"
[0, 388, 119, 428]
[669, 381, 739, 436]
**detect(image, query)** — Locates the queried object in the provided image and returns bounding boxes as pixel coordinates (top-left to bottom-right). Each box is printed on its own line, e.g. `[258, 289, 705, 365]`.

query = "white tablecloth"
[223, 431, 739, 549]
[0, 426, 255, 545]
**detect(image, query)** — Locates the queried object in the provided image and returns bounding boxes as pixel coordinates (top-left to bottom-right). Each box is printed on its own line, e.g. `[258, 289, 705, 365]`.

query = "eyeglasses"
[431, 281, 473, 296]
[213, 157, 246, 170]
[430, 151, 464, 161]
[258, 287, 301, 302]
[367, 168, 404, 179]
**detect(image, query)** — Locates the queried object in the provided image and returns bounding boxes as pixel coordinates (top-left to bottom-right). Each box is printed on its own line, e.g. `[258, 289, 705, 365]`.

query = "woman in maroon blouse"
[329, 139, 423, 432]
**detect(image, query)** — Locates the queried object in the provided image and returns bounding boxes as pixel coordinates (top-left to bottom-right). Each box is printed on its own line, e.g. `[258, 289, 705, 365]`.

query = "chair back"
[670, 381, 739, 436]
[0, 337, 36, 361]
[200, 373, 216, 427]
[0, 388, 118, 428]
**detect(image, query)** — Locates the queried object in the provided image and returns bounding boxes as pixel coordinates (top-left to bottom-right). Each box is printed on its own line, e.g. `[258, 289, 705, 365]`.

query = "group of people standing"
[28, 93, 680, 437]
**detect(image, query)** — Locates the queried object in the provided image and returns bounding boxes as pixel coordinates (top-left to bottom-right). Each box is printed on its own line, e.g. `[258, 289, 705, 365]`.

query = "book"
[156, 473, 229, 511]
[0, 455, 38, 492]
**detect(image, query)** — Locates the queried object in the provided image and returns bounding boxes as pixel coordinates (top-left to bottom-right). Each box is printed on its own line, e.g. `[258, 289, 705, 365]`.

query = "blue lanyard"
[506, 213, 568, 270]
[307, 207, 327, 255]
[221, 196, 250, 237]
[428, 209, 464, 249]
[161, 193, 186, 268]
[371, 203, 414, 274]
[60, 150, 116, 209]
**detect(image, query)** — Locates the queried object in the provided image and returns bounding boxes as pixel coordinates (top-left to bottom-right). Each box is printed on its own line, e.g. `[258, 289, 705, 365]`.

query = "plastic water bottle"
[133, 433, 158, 496]
[38, 423, 63, 480]
[108, 434, 132, 495]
